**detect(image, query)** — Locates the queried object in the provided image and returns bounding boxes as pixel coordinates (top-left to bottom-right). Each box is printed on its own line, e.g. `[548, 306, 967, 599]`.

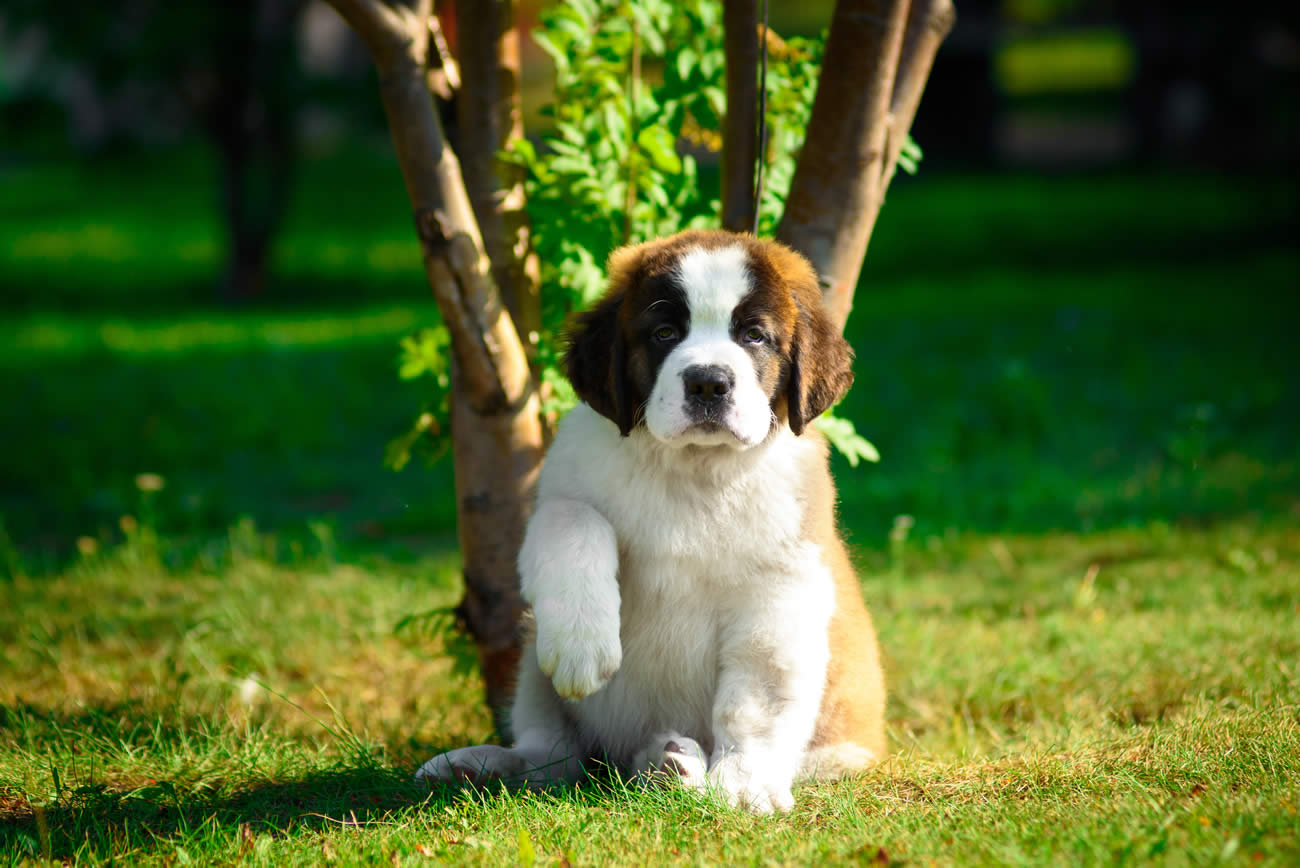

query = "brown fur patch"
[799, 431, 887, 758]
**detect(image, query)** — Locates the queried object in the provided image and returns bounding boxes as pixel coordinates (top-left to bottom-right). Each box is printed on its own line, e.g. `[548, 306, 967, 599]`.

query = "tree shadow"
[0, 705, 431, 860]
[0, 702, 612, 863]
[0, 764, 454, 862]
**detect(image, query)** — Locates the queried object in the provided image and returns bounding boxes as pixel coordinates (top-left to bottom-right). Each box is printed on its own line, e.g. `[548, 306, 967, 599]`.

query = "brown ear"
[565, 292, 637, 435]
[786, 299, 855, 435]
[564, 242, 655, 435]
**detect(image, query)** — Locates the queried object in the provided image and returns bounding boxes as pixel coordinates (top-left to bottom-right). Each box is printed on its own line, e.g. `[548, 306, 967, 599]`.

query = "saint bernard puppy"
[416, 230, 886, 813]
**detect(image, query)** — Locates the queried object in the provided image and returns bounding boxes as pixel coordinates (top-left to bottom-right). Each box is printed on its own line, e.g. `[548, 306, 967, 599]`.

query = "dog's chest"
[569, 442, 813, 762]
[599, 446, 809, 572]
[572, 569, 721, 761]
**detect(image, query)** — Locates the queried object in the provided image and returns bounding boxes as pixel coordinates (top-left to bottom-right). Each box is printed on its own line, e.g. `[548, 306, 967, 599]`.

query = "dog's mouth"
[671, 412, 747, 447]
[685, 401, 731, 428]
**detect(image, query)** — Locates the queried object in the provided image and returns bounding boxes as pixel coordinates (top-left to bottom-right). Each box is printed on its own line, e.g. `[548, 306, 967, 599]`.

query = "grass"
[1, 522, 1297, 864]
[1, 144, 1298, 863]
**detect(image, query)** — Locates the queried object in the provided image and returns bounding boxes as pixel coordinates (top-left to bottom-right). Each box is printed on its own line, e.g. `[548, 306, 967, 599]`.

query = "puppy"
[417, 230, 885, 813]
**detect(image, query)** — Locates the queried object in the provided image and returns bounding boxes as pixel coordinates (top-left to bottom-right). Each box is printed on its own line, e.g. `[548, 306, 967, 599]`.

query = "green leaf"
[506, 137, 536, 165]
[699, 47, 723, 79]
[702, 85, 726, 116]
[549, 155, 594, 176]
[567, 0, 598, 27]
[397, 358, 425, 380]
[675, 47, 697, 83]
[636, 126, 681, 173]
[814, 413, 881, 467]
[531, 29, 568, 73]
[897, 133, 924, 175]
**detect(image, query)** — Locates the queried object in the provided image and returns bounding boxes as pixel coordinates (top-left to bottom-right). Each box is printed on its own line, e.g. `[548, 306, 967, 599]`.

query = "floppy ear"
[565, 292, 637, 435]
[785, 299, 855, 435]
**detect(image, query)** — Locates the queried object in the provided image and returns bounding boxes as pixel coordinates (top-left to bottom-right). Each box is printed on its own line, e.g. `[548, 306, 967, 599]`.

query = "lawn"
[1, 147, 1297, 864]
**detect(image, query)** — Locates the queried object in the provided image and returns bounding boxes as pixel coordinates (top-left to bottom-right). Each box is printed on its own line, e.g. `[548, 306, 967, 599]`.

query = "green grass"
[2, 149, 1296, 563]
[1, 146, 1298, 863]
[1, 522, 1297, 864]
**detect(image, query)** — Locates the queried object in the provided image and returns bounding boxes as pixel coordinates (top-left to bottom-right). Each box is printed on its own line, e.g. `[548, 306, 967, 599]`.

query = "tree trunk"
[329, 0, 953, 736]
[213, 106, 295, 302]
[203, 0, 300, 303]
[884, 0, 958, 188]
[720, 0, 759, 232]
[775, 0, 953, 331]
[455, 0, 541, 354]
[325, 0, 541, 737]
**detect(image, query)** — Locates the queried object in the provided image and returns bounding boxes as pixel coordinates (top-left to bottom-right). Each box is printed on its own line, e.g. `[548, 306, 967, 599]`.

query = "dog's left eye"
[743, 327, 765, 344]
[653, 325, 678, 342]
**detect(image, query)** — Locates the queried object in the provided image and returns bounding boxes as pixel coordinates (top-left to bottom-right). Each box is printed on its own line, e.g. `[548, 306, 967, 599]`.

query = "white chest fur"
[535, 405, 834, 764]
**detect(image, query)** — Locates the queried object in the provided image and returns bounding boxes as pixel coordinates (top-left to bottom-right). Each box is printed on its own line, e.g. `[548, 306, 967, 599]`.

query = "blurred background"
[1, 0, 1297, 570]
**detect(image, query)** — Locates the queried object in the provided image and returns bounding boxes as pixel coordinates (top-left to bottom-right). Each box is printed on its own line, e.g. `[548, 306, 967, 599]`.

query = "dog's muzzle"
[682, 364, 735, 424]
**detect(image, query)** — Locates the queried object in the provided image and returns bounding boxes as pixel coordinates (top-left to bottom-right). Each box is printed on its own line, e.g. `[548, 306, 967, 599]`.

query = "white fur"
[519, 498, 621, 700]
[416, 243, 843, 813]
[418, 405, 836, 813]
[645, 246, 773, 448]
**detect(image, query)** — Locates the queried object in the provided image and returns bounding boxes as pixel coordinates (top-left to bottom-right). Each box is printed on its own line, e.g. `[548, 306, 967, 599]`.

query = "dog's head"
[565, 230, 853, 448]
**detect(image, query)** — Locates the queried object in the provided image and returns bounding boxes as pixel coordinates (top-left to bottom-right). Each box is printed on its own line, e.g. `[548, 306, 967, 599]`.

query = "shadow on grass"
[0, 703, 479, 861]
[0, 702, 612, 863]
[0, 765, 454, 862]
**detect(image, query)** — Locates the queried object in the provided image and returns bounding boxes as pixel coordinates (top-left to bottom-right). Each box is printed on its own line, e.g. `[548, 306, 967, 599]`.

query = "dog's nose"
[683, 364, 734, 403]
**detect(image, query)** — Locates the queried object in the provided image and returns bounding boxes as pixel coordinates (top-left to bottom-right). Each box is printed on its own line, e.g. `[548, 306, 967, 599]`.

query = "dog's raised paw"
[534, 598, 622, 699]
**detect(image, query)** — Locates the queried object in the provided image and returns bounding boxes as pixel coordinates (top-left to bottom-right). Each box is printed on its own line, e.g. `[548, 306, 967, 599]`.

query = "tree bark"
[201, 0, 301, 302]
[721, 0, 759, 233]
[883, 0, 956, 187]
[325, 0, 541, 737]
[774, 0, 952, 331]
[455, 0, 541, 355]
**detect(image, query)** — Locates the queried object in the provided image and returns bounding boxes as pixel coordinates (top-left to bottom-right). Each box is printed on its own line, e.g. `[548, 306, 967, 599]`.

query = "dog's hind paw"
[415, 745, 525, 785]
[635, 733, 708, 788]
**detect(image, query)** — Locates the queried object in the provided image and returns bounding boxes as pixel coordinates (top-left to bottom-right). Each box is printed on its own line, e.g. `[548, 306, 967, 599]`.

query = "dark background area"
[1, 0, 1297, 571]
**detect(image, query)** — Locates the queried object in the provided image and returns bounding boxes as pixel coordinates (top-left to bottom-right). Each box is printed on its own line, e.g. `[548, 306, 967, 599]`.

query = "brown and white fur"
[416, 230, 886, 813]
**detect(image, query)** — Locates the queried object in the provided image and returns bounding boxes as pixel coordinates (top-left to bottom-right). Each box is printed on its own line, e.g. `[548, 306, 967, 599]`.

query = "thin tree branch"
[428, 13, 459, 91]
[327, 0, 415, 62]
[881, 0, 955, 188]
[774, 0, 910, 330]
[721, 0, 758, 232]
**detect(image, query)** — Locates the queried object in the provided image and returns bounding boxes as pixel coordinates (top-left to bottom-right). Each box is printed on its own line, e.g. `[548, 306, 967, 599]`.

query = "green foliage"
[896, 134, 924, 177]
[394, 606, 481, 680]
[750, 32, 825, 236]
[387, 327, 451, 471]
[813, 412, 881, 467]
[504, 0, 728, 380]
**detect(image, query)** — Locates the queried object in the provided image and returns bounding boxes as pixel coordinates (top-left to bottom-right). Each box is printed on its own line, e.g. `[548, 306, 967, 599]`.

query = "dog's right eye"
[652, 325, 678, 342]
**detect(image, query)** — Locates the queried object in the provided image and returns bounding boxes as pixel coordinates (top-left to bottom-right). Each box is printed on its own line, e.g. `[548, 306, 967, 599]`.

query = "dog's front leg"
[706, 581, 834, 813]
[519, 497, 622, 700]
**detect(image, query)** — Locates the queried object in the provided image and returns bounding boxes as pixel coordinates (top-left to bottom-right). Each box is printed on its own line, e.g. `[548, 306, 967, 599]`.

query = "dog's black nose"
[683, 364, 734, 403]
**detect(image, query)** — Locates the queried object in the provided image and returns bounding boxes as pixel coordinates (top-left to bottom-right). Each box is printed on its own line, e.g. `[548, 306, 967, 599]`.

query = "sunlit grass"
[3, 307, 423, 358]
[1, 521, 1296, 865]
[996, 28, 1136, 95]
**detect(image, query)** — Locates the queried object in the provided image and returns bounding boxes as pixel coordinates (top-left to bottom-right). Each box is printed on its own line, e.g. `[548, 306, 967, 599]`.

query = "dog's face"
[566, 230, 854, 447]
